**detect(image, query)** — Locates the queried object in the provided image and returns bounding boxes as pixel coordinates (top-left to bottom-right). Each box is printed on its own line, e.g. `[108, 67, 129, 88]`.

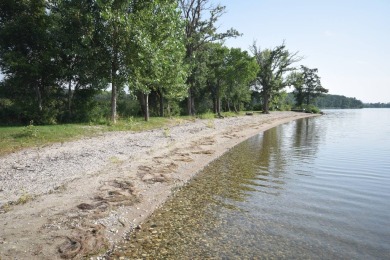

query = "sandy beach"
[0, 111, 318, 259]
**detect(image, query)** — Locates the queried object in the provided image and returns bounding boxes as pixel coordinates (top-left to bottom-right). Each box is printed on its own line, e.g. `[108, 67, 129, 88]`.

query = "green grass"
[197, 111, 215, 119]
[0, 117, 188, 156]
[0, 124, 100, 156]
[0, 112, 250, 156]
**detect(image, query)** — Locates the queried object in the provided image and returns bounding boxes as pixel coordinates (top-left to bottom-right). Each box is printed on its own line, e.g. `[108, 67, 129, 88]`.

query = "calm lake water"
[114, 109, 390, 259]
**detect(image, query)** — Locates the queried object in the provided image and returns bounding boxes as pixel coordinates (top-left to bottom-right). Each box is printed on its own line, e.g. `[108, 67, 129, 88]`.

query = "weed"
[21, 120, 38, 138]
[0, 202, 12, 213]
[15, 192, 33, 205]
[198, 111, 215, 119]
[109, 156, 123, 164]
[206, 119, 215, 129]
[163, 127, 171, 137]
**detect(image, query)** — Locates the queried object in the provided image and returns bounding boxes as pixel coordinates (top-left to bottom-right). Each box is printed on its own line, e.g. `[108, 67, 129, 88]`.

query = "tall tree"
[130, 0, 187, 121]
[300, 66, 328, 106]
[0, 0, 59, 123]
[179, 0, 239, 115]
[251, 42, 302, 114]
[224, 48, 259, 112]
[96, 0, 136, 123]
[50, 0, 108, 122]
[204, 43, 229, 115]
[288, 70, 305, 107]
[290, 66, 328, 107]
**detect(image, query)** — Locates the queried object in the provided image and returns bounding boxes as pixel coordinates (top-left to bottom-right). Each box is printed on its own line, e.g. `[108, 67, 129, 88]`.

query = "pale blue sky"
[218, 0, 390, 103]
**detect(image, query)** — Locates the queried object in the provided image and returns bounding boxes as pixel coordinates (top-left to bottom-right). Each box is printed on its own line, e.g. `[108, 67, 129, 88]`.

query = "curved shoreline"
[0, 112, 319, 259]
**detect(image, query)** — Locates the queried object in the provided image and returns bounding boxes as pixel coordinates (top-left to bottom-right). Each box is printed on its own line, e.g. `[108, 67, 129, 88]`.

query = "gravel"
[0, 113, 283, 205]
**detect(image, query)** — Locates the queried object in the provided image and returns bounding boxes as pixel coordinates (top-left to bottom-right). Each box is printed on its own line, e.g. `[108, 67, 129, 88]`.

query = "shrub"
[304, 104, 321, 113]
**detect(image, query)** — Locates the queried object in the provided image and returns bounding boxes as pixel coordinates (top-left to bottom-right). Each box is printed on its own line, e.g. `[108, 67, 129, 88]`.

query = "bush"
[252, 103, 262, 111]
[303, 104, 321, 113]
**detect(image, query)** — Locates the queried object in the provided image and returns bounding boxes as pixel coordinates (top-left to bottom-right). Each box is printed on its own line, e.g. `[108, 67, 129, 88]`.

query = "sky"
[217, 0, 390, 103]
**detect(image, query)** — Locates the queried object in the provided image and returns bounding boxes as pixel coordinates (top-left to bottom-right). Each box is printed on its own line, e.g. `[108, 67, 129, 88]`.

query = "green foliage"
[0, 0, 335, 126]
[363, 102, 390, 108]
[0, 0, 189, 125]
[251, 42, 302, 113]
[303, 104, 321, 114]
[0, 0, 61, 124]
[179, 0, 240, 115]
[270, 91, 292, 111]
[162, 127, 171, 138]
[21, 121, 38, 138]
[198, 111, 215, 119]
[290, 66, 328, 107]
[315, 94, 363, 108]
[130, 0, 188, 121]
[252, 103, 263, 112]
[223, 48, 259, 112]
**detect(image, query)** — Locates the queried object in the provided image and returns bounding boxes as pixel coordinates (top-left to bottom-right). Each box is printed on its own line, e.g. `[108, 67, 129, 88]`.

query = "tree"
[224, 48, 259, 112]
[204, 43, 229, 115]
[291, 66, 328, 107]
[130, 0, 187, 121]
[179, 0, 239, 115]
[94, 0, 137, 123]
[315, 94, 363, 109]
[50, 0, 108, 122]
[0, 0, 60, 124]
[251, 42, 302, 114]
[288, 71, 305, 107]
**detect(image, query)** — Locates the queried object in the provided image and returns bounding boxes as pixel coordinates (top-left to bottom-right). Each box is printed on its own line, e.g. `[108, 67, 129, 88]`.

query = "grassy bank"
[0, 112, 246, 156]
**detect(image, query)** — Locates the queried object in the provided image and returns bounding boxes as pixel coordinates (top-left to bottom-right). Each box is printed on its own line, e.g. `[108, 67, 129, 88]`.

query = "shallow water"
[113, 109, 390, 259]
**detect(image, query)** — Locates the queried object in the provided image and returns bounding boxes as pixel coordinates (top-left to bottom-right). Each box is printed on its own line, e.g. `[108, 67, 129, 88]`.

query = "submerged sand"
[0, 111, 318, 259]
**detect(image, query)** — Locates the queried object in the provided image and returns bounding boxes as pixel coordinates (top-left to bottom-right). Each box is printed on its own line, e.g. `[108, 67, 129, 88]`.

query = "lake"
[113, 109, 390, 259]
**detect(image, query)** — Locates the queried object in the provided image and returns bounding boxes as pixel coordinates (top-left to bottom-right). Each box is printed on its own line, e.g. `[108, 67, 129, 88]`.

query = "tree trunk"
[262, 92, 270, 114]
[67, 80, 73, 117]
[110, 81, 117, 123]
[216, 84, 221, 115]
[34, 84, 43, 112]
[213, 97, 217, 114]
[187, 87, 196, 116]
[138, 92, 150, 121]
[233, 102, 238, 113]
[159, 87, 164, 117]
[217, 96, 221, 115]
[306, 91, 311, 106]
[144, 93, 149, 121]
[187, 87, 192, 116]
[110, 24, 119, 123]
[167, 103, 171, 117]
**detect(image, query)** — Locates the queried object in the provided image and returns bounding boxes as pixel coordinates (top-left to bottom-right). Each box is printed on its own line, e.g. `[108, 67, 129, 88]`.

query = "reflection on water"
[112, 109, 390, 259]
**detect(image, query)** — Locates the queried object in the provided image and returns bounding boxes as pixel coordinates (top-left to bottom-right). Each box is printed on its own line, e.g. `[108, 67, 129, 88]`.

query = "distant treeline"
[363, 103, 390, 108]
[313, 94, 364, 109]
